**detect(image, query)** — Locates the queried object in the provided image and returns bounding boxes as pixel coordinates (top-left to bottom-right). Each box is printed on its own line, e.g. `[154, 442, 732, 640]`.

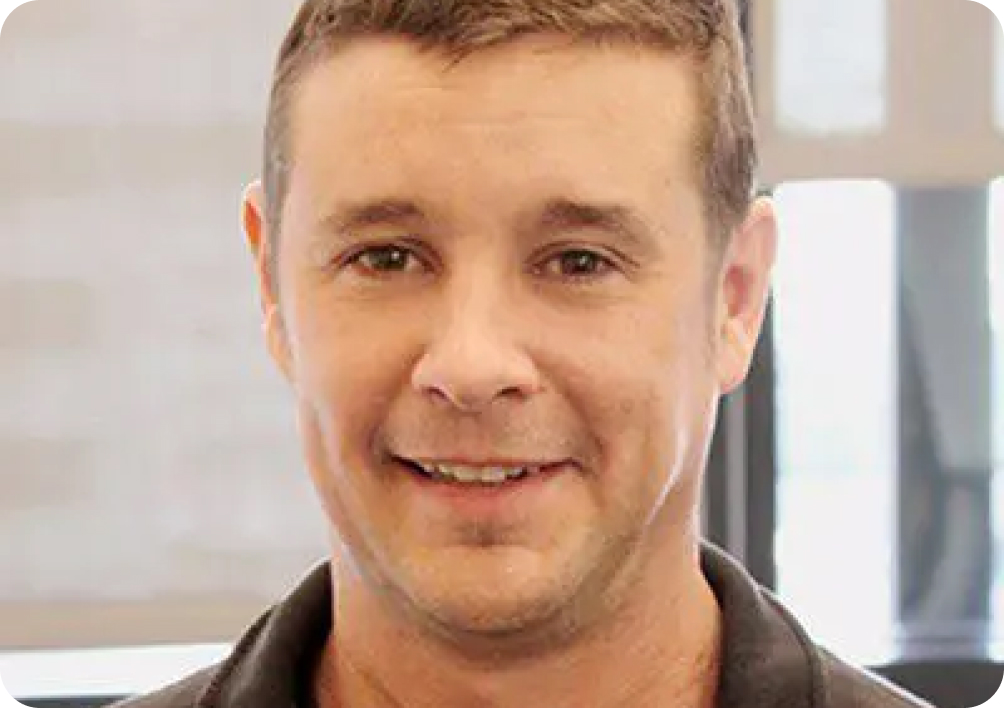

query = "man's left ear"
[715, 197, 777, 394]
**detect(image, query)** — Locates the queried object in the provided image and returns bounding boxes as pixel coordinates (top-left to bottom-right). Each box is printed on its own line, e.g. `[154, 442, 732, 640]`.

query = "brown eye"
[351, 245, 418, 274]
[548, 249, 614, 279]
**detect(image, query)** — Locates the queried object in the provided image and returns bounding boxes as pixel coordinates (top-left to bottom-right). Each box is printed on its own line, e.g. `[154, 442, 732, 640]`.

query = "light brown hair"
[262, 0, 756, 276]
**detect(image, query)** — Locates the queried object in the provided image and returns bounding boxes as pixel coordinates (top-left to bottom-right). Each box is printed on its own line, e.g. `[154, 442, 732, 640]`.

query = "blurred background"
[0, 0, 1002, 706]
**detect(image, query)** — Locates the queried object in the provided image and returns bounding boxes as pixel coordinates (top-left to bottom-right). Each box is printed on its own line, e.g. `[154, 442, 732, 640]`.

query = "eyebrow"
[318, 198, 426, 237]
[315, 196, 656, 251]
[533, 198, 655, 250]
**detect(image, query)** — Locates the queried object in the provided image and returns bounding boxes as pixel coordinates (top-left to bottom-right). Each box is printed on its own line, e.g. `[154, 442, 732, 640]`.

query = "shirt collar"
[195, 542, 822, 708]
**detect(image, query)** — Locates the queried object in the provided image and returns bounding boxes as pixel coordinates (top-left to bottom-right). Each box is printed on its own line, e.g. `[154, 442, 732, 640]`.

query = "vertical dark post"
[744, 303, 778, 590]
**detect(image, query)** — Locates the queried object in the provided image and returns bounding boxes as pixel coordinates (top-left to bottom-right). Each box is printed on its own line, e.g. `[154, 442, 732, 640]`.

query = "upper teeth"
[419, 463, 533, 483]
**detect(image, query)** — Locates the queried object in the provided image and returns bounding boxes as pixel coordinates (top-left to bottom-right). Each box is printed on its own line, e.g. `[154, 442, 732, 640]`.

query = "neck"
[313, 538, 722, 708]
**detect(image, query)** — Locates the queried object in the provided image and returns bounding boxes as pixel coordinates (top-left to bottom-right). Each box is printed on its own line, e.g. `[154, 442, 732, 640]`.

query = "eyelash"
[344, 243, 618, 282]
[346, 244, 425, 276]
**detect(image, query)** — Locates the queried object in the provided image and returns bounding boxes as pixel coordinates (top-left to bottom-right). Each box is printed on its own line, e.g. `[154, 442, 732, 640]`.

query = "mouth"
[394, 456, 565, 486]
[390, 455, 575, 519]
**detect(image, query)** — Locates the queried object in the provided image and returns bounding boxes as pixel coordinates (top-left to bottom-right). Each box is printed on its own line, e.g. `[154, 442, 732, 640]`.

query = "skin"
[242, 36, 776, 708]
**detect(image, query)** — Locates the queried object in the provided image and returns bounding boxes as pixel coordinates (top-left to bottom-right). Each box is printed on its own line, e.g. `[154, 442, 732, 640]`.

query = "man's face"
[245, 37, 773, 647]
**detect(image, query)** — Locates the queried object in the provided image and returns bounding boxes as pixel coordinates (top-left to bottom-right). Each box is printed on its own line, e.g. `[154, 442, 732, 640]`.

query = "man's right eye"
[347, 245, 422, 275]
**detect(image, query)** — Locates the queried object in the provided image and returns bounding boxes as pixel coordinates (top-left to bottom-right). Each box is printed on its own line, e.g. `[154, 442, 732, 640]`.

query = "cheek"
[288, 293, 406, 412]
[293, 388, 424, 606]
[572, 306, 715, 493]
[284, 308, 390, 487]
[295, 397, 388, 572]
[285, 294, 427, 490]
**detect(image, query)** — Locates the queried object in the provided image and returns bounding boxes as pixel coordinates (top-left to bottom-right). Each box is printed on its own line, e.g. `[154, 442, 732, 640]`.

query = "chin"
[415, 589, 575, 655]
[393, 546, 590, 648]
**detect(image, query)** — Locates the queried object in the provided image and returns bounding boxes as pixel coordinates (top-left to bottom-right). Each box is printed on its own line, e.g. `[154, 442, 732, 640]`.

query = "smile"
[414, 463, 532, 484]
[397, 457, 564, 485]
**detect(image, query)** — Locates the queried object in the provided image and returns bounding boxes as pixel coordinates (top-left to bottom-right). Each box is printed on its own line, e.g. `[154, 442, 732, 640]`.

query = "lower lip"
[398, 460, 570, 514]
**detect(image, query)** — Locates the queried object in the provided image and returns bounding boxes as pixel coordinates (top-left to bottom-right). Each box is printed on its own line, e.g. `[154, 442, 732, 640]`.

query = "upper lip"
[400, 456, 565, 469]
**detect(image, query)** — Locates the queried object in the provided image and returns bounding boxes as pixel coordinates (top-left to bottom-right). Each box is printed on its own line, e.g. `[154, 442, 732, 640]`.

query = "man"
[117, 1, 932, 706]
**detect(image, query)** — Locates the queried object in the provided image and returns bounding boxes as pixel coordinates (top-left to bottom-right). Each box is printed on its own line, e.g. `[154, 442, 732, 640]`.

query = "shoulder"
[818, 650, 935, 708]
[103, 664, 222, 708]
[700, 544, 934, 708]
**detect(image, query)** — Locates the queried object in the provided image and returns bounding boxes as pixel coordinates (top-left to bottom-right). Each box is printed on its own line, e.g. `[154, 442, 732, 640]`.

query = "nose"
[410, 280, 543, 414]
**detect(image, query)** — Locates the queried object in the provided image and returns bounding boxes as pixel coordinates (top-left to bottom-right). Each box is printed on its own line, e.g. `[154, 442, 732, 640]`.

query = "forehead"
[287, 36, 701, 216]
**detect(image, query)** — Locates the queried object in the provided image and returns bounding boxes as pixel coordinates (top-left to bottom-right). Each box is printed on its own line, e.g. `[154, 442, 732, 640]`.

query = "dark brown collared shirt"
[113, 543, 933, 708]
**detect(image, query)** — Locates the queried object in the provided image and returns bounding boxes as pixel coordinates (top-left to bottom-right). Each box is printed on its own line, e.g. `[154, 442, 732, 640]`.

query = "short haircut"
[262, 0, 756, 277]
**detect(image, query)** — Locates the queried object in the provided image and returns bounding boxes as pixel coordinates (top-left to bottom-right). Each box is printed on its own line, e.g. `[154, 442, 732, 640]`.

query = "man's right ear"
[241, 181, 293, 384]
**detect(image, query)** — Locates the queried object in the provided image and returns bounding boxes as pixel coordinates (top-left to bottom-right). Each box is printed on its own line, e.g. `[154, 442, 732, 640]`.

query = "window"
[772, 181, 897, 663]
[773, 179, 1003, 667]
[775, 0, 886, 134]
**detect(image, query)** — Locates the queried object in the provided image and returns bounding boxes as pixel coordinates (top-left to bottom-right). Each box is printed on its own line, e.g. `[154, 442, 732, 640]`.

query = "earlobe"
[242, 180, 293, 384]
[715, 197, 777, 393]
[716, 318, 749, 394]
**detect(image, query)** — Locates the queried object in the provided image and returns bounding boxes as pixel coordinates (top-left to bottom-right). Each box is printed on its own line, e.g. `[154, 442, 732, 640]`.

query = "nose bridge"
[412, 263, 539, 411]
[447, 264, 510, 340]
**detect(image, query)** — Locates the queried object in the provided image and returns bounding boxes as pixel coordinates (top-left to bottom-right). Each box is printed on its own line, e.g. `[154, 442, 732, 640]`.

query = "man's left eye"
[544, 249, 615, 279]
